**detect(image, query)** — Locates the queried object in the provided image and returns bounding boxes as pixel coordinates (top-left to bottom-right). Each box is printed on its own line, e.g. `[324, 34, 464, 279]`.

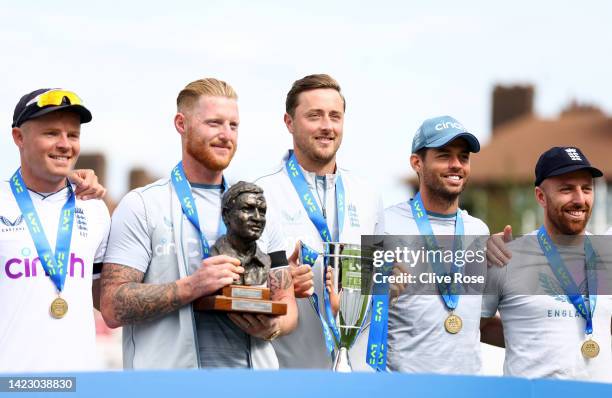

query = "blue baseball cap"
[411, 115, 480, 153]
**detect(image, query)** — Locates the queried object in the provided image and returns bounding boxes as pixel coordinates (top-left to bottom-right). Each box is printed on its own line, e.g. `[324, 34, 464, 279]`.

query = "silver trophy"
[324, 242, 373, 372]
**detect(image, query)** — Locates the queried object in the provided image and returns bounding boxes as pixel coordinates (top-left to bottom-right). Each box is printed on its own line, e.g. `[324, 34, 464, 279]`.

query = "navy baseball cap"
[12, 88, 92, 128]
[412, 115, 480, 153]
[535, 146, 603, 186]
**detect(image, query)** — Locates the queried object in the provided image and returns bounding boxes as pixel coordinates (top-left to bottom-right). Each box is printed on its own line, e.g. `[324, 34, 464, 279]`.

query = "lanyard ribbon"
[410, 192, 464, 307]
[367, 262, 390, 371]
[300, 243, 335, 354]
[537, 226, 597, 335]
[286, 151, 345, 348]
[10, 169, 75, 293]
[171, 161, 227, 260]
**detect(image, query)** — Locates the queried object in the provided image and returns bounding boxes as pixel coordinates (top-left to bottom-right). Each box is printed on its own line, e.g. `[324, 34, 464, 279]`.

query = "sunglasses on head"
[26, 89, 83, 108]
[14, 89, 83, 127]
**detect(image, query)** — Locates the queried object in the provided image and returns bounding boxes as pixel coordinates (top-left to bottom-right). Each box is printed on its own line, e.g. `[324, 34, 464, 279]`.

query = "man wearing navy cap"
[380, 115, 502, 374]
[0, 88, 110, 372]
[482, 146, 612, 381]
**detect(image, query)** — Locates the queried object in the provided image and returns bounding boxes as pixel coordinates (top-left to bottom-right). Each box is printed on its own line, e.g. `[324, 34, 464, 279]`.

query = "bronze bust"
[211, 181, 271, 286]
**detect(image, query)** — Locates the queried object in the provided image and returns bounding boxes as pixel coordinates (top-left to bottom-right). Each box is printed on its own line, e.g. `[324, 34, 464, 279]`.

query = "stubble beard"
[421, 167, 465, 206]
[295, 135, 339, 168]
[546, 196, 590, 235]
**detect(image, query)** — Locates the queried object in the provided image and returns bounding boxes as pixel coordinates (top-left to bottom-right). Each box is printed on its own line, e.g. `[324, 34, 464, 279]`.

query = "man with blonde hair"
[101, 78, 298, 369]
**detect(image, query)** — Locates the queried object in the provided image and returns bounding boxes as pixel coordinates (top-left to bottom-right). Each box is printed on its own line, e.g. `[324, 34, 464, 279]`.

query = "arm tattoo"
[268, 267, 293, 292]
[102, 263, 183, 325]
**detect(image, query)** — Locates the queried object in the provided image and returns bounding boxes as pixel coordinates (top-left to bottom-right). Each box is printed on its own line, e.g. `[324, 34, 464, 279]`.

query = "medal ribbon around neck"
[367, 264, 390, 371]
[10, 169, 75, 294]
[286, 150, 345, 345]
[537, 226, 598, 337]
[410, 192, 465, 310]
[171, 161, 227, 260]
[299, 242, 336, 355]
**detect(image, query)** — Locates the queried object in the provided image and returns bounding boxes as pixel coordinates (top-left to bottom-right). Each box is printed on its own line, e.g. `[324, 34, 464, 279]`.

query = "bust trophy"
[193, 181, 286, 315]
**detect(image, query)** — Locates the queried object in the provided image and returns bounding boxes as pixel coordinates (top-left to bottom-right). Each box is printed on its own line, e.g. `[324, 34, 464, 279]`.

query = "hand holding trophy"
[194, 182, 287, 316]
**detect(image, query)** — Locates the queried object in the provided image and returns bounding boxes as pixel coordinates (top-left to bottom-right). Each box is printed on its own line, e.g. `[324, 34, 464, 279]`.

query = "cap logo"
[434, 121, 466, 132]
[565, 148, 582, 161]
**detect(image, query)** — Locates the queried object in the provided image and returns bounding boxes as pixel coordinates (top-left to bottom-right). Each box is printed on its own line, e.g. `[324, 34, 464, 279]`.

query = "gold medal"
[581, 339, 600, 359]
[50, 296, 68, 319]
[444, 313, 462, 334]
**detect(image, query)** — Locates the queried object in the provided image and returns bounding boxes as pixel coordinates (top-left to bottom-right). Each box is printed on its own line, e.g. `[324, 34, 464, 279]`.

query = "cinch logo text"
[3, 253, 86, 279]
[435, 121, 466, 132]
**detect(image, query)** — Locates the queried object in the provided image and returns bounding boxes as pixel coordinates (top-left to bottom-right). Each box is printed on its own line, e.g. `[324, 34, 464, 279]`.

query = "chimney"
[491, 85, 534, 132]
[129, 168, 157, 191]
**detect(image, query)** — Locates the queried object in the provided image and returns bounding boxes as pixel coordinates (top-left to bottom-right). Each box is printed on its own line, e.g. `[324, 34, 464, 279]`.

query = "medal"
[581, 339, 600, 359]
[444, 313, 462, 334]
[50, 296, 68, 319]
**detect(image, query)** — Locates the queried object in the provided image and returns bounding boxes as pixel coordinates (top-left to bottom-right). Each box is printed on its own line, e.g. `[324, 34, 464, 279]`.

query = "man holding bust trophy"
[100, 78, 299, 369]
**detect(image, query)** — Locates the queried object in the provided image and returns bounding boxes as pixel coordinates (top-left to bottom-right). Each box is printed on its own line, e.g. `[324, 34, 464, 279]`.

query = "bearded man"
[382, 116, 504, 374]
[482, 147, 612, 382]
[100, 78, 298, 369]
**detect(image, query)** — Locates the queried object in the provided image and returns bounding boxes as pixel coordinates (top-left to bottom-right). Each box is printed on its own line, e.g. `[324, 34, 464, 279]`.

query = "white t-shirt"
[0, 181, 110, 373]
[104, 182, 285, 368]
[256, 153, 384, 370]
[382, 200, 490, 374]
[482, 231, 612, 382]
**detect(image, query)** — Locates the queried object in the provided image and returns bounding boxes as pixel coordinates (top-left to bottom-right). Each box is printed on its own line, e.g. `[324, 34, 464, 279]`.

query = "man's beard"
[186, 136, 235, 171]
[421, 166, 465, 204]
[546, 197, 591, 235]
[295, 134, 339, 166]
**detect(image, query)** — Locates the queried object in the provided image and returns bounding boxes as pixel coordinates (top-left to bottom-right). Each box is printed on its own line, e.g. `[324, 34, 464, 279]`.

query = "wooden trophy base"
[193, 285, 287, 315]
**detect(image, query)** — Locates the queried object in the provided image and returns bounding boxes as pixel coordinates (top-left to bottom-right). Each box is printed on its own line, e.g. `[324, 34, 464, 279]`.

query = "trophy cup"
[193, 181, 287, 316]
[324, 242, 373, 372]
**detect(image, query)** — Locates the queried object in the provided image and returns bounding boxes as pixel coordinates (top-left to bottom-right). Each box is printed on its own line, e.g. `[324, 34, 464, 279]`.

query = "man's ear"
[12, 127, 25, 149]
[174, 113, 186, 135]
[535, 185, 547, 209]
[410, 153, 422, 175]
[284, 113, 294, 134]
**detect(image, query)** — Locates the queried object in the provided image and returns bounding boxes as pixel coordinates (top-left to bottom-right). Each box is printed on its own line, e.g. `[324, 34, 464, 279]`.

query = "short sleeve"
[91, 200, 111, 279]
[103, 191, 152, 273]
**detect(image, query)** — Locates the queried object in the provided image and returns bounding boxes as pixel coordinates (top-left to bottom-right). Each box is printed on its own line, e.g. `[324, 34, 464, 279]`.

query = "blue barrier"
[1, 370, 611, 398]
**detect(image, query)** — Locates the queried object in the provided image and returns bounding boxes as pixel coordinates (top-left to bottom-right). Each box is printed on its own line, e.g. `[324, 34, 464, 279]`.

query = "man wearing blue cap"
[381, 115, 500, 374]
[482, 146, 611, 381]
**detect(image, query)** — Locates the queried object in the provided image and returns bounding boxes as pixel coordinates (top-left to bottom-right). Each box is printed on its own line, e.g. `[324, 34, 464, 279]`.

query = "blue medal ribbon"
[285, 151, 345, 346]
[170, 161, 227, 259]
[10, 169, 75, 293]
[537, 226, 597, 336]
[367, 268, 390, 371]
[299, 242, 335, 354]
[410, 192, 464, 308]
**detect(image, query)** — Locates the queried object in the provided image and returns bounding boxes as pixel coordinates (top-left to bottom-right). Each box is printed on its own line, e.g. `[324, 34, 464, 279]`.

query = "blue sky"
[1, 1, 611, 206]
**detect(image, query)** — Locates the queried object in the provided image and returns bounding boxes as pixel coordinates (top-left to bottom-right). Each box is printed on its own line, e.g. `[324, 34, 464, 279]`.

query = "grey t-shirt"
[381, 201, 490, 374]
[105, 183, 285, 368]
[482, 232, 612, 382]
